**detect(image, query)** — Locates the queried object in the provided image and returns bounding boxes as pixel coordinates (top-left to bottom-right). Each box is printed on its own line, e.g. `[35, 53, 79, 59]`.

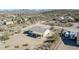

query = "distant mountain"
[42, 9, 79, 16]
[0, 9, 79, 16]
[0, 9, 52, 14]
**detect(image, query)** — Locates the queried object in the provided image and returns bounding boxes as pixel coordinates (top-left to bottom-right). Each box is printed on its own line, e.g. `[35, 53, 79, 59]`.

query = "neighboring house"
[5, 21, 14, 25]
[64, 16, 74, 22]
[1, 17, 14, 25]
[54, 16, 74, 22]
[67, 16, 74, 20]
[25, 25, 51, 38]
[54, 16, 64, 21]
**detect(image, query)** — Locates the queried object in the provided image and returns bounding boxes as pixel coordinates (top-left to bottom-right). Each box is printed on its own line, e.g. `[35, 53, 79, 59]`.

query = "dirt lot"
[0, 23, 50, 50]
[0, 33, 46, 50]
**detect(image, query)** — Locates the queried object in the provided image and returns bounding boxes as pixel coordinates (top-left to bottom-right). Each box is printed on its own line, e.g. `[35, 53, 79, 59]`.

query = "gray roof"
[28, 26, 49, 35]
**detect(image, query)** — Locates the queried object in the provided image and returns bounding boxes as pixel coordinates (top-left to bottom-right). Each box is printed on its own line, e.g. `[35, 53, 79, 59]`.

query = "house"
[5, 21, 14, 25]
[54, 16, 64, 21]
[54, 16, 74, 22]
[25, 25, 51, 38]
[64, 16, 74, 22]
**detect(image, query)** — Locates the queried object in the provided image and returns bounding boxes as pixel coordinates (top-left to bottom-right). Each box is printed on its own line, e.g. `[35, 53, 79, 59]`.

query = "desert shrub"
[44, 40, 55, 43]
[44, 33, 60, 44]
[52, 33, 60, 43]
[5, 45, 10, 48]
[0, 33, 9, 41]
[14, 45, 19, 48]
[22, 44, 28, 46]
[65, 23, 73, 27]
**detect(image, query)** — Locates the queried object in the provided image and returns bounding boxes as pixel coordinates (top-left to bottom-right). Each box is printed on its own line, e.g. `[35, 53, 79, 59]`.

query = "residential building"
[5, 21, 14, 25]
[25, 25, 51, 38]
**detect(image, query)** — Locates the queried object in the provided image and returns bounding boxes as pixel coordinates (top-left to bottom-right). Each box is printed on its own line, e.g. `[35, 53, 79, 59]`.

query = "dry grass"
[5, 45, 10, 48]
[14, 45, 19, 48]
[22, 44, 28, 47]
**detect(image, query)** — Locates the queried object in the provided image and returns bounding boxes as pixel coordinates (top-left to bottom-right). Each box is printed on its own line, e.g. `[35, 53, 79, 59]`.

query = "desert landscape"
[0, 9, 79, 50]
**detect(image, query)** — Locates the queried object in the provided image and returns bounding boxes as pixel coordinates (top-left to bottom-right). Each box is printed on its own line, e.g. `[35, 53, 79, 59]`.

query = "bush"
[14, 45, 19, 48]
[52, 33, 60, 43]
[44, 33, 60, 44]
[65, 23, 73, 27]
[0, 33, 9, 41]
[22, 44, 28, 46]
[44, 40, 55, 44]
[5, 45, 10, 48]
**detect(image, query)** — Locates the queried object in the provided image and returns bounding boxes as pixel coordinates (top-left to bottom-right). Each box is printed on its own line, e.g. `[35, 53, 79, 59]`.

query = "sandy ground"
[0, 23, 78, 50]
[0, 33, 46, 50]
[0, 23, 48, 50]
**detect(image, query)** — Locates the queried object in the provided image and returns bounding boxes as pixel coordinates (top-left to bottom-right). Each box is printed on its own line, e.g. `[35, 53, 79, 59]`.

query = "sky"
[0, 0, 78, 9]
